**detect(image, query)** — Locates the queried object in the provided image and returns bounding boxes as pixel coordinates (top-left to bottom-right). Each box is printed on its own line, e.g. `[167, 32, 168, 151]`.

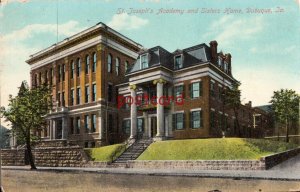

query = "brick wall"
[1, 149, 25, 166]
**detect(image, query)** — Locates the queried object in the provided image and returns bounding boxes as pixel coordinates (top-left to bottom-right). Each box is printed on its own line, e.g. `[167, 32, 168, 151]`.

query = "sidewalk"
[3, 154, 300, 181]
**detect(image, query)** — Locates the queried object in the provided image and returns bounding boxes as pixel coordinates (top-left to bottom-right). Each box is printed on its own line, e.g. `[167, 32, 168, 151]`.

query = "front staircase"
[112, 138, 153, 166]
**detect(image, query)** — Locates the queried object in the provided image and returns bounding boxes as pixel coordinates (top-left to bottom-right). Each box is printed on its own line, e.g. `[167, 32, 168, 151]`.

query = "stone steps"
[112, 139, 153, 165]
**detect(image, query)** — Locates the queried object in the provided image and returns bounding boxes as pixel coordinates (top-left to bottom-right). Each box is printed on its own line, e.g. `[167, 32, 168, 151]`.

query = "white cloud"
[0, 21, 84, 127]
[107, 13, 149, 31]
[204, 16, 265, 48]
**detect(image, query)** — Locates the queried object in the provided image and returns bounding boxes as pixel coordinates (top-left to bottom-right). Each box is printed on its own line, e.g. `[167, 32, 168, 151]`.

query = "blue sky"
[0, 0, 300, 126]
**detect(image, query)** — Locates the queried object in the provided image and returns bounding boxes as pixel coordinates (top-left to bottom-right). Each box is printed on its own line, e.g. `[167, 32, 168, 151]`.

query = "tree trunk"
[26, 133, 37, 170]
[286, 118, 289, 143]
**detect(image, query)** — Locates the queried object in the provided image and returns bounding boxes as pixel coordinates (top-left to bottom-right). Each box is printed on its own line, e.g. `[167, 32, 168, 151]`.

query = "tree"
[224, 82, 242, 137]
[0, 125, 10, 148]
[0, 81, 51, 169]
[270, 89, 299, 143]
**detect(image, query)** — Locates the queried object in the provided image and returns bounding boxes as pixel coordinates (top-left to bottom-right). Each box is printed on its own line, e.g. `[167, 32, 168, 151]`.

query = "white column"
[53, 120, 56, 140]
[130, 86, 137, 139]
[62, 117, 68, 139]
[98, 111, 104, 140]
[49, 120, 53, 140]
[156, 81, 164, 137]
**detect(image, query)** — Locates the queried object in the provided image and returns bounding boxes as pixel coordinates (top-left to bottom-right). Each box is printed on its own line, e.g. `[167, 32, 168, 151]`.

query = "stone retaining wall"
[261, 147, 300, 169]
[127, 160, 265, 170]
[1, 149, 25, 166]
[1, 146, 89, 167]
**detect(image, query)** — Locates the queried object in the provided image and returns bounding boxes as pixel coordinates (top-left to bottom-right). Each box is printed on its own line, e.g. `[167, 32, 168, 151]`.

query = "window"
[76, 117, 80, 134]
[85, 115, 90, 133]
[108, 84, 113, 102]
[76, 87, 81, 104]
[224, 62, 228, 73]
[191, 82, 202, 98]
[34, 74, 38, 86]
[58, 65, 61, 82]
[92, 52, 96, 72]
[190, 110, 203, 129]
[70, 61, 74, 79]
[62, 64, 65, 81]
[45, 71, 48, 85]
[210, 81, 215, 97]
[62, 92, 65, 107]
[137, 118, 144, 133]
[50, 68, 53, 85]
[218, 113, 223, 129]
[85, 85, 90, 103]
[85, 55, 90, 74]
[108, 114, 113, 132]
[140, 54, 148, 69]
[174, 85, 184, 102]
[218, 86, 224, 100]
[76, 58, 81, 77]
[116, 57, 120, 76]
[122, 120, 130, 134]
[125, 61, 129, 72]
[92, 84, 96, 102]
[70, 89, 74, 106]
[210, 111, 215, 128]
[70, 117, 74, 134]
[39, 72, 42, 84]
[218, 57, 223, 67]
[174, 113, 184, 130]
[108, 54, 112, 73]
[57, 93, 61, 107]
[174, 55, 183, 69]
[91, 114, 96, 133]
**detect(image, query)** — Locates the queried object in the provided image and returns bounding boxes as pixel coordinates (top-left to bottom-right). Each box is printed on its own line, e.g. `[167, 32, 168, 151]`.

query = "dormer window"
[218, 57, 223, 67]
[174, 55, 183, 69]
[224, 62, 228, 73]
[141, 54, 148, 69]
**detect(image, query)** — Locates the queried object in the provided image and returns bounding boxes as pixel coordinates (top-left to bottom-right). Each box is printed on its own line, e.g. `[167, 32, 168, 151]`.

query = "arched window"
[125, 61, 129, 73]
[92, 52, 96, 73]
[34, 74, 38, 86]
[116, 57, 120, 76]
[85, 55, 90, 74]
[70, 60, 74, 79]
[76, 58, 81, 77]
[108, 54, 112, 73]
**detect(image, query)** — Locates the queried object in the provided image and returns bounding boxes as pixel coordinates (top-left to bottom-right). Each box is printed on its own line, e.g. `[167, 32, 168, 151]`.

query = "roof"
[254, 105, 273, 114]
[127, 43, 211, 74]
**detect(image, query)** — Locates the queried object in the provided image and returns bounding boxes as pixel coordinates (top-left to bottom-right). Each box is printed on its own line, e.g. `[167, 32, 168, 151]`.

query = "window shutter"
[190, 112, 193, 129]
[200, 110, 203, 128]
[172, 114, 176, 130]
[189, 84, 192, 99]
[199, 81, 202, 96]
[183, 112, 186, 129]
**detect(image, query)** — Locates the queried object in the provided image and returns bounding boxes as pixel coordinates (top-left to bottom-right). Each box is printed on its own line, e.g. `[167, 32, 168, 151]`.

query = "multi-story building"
[26, 23, 143, 147]
[26, 23, 271, 147]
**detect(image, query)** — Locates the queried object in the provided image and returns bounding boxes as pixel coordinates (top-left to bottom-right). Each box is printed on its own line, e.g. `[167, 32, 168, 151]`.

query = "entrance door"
[150, 117, 157, 138]
[56, 120, 63, 139]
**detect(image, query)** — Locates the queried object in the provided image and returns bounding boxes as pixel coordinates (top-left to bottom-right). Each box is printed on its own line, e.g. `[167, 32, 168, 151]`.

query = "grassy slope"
[138, 138, 298, 160]
[84, 144, 126, 162]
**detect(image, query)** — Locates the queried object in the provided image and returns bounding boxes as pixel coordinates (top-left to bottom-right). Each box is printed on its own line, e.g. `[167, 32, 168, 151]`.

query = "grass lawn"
[138, 138, 298, 160]
[84, 143, 126, 162]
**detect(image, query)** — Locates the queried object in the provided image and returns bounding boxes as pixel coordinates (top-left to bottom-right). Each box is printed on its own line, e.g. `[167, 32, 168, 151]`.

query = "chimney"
[209, 40, 218, 65]
[225, 53, 232, 75]
[245, 101, 252, 108]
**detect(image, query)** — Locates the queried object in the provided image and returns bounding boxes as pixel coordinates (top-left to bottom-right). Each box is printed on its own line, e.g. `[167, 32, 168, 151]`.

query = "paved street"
[3, 154, 300, 181]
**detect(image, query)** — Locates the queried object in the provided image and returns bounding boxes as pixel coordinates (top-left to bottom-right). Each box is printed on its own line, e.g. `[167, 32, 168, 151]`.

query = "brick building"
[26, 23, 271, 147]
